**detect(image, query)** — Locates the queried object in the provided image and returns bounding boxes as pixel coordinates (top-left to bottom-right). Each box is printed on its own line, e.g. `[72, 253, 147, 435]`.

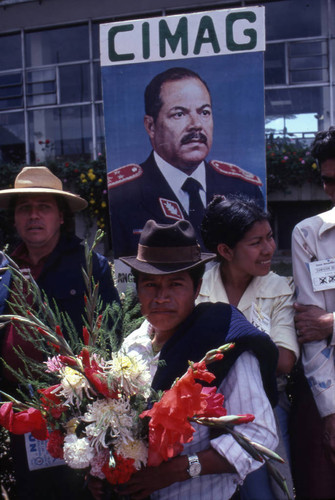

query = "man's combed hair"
[144, 67, 211, 122]
[311, 126, 335, 164]
[201, 194, 270, 257]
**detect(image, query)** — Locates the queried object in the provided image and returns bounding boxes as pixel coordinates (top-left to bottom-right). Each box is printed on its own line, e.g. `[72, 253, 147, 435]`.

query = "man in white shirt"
[114, 219, 278, 500]
[292, 126, 335, 498]
[108, 67, 263, 258]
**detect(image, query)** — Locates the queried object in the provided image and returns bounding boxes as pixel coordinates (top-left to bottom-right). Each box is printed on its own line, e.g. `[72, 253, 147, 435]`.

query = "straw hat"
[0, 166, 88, 212]
[120, 219, 215, 274]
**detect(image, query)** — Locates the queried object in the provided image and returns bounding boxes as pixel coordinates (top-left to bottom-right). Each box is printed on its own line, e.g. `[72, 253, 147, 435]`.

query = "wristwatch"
[187, 454, 202, 478]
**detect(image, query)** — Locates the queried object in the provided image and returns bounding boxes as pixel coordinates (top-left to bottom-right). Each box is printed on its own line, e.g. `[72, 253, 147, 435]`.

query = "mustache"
[181, 131, 207, 145]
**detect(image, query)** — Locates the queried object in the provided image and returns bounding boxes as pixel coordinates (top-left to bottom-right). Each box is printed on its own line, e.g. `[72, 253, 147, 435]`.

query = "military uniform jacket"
[108, 152, 264, 257]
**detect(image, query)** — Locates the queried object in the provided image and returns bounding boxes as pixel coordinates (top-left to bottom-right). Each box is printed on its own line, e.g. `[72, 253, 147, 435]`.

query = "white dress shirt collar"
[153, 151, 207, 213]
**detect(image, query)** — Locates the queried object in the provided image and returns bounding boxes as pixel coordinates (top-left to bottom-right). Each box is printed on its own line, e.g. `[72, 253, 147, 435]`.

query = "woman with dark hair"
[198, 194, 299, 500]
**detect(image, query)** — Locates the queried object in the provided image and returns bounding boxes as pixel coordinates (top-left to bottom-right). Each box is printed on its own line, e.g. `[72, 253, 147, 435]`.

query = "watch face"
[189, 461, 202, 477]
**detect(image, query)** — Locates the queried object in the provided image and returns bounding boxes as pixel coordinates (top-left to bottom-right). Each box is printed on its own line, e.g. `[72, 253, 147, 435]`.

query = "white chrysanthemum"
[115, 438, 148, 470]
[60, 366, 92, 405]
[104, 351, 151, 398]
[90, 448, 110, 479]
[63, 434, 94, 469]
[84, 397, 136, 449]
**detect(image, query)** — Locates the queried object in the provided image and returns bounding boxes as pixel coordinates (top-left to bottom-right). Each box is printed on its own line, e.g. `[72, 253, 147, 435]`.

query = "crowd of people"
[1, 126, 335, 500]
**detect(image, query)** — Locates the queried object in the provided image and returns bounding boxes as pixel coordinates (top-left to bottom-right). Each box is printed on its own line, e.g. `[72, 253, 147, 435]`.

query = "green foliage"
[266, 135, 321, 193]
[0, 231, 142, 403]
[0, 232, 142, 494]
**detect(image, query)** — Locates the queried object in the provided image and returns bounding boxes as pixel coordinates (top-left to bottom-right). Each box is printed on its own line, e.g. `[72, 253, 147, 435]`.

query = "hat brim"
[0, 188, 88, 212]
[120, 252, 215, 274]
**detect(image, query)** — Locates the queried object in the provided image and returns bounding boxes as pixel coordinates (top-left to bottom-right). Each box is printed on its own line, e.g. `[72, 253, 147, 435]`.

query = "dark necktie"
[181, 177, 205, 234]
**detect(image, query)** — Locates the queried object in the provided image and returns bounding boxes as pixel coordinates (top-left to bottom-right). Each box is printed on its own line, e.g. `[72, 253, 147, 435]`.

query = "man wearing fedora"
[0, 166, 120, 500]
[89, 219, 278, 500]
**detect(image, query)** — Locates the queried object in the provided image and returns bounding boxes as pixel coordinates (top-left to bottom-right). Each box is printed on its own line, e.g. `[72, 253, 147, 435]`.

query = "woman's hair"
[201, 194, 271, 256]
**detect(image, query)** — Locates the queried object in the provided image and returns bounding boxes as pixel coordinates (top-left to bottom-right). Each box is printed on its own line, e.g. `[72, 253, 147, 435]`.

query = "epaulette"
[107, 164, 143, 189]
[209, 160, 263, 186]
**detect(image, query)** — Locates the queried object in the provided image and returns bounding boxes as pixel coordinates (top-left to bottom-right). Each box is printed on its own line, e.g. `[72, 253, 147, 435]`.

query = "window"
[265, 87, 324, 139]
[0, 112, 25, 163]
[265, 0, 325, 40]
[28, 106, 93, 162]
[0, 73, 23, 110]
[0, 33, 21, 70]
[25, 25, 89, 66]
[59, 64, 91, 103]
[289, 40, 328, 84]
[26, 69, 57, 106]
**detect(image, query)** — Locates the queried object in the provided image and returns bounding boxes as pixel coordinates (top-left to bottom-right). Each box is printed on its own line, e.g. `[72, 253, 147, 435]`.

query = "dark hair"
[201, 195, 270, 257]
[144, 67, 211, 122]
[132, 263, 205, 292]
[311, 126, 335, 165]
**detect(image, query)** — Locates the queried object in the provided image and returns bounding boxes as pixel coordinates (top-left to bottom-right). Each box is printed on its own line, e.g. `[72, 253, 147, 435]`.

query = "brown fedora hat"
[120, 219, 215, 274]
[0, 166, 88, 212]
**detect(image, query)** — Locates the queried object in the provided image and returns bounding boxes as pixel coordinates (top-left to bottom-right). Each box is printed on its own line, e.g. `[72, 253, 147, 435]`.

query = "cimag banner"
[100, 7, 266, 291]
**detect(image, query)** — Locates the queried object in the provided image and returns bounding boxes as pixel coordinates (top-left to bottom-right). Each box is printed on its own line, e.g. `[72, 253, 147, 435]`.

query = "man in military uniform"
[108, 67, 264, 258]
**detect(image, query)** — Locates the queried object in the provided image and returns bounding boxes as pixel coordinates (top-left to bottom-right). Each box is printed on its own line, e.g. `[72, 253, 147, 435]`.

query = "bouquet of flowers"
[0, 233, 290, 497]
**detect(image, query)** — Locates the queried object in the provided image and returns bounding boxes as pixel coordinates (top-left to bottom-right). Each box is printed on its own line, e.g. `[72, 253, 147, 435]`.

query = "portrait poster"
[100, 7, 266, 291]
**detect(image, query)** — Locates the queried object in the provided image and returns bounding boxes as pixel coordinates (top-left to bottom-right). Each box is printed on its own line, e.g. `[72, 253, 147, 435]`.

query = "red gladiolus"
[80, 348, 91, 367]
[38, 385, 66, 419]
[96, 315, 102, 329]
[191, 360, 216, 383]
[102, 454, 135, 484]
[141, 364, 211, 466]
[198, 386, 226, 418]
[37, 327, 48, 337]
[82, 327, 90, 346]
[235, 414, 255, 424]
[58, 355, 77, 367]
[79, 348, 117, 397]
[0, 402, 48, 440]
[85, 368, 117, 398]
[55, 325, 64, 338]
[47, 429, 64, 459]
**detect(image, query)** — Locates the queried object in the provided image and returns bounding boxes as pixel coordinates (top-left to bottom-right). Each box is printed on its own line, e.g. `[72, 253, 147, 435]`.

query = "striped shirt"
[122, 320, 278, 500]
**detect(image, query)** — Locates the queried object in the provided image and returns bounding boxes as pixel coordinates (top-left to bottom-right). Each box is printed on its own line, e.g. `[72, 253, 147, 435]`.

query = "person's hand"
[294, 303, 333, 343]
[323, 414, 335, 466]
[86, 475, 106, 500]
[117, 456, 188, 499]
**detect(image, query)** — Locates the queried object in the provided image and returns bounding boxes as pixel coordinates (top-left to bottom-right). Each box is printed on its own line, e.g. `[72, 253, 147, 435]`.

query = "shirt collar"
[318, 207, 335, 237]
[154, 151, 206, 194]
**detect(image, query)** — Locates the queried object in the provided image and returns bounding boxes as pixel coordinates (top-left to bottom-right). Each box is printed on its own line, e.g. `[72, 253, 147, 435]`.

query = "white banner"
[100, 7, 265, 66]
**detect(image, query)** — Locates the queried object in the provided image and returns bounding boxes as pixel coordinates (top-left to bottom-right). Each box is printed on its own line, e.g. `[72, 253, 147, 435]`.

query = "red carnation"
[102, 454, 136, 484]
[47, 429, 64, 459]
